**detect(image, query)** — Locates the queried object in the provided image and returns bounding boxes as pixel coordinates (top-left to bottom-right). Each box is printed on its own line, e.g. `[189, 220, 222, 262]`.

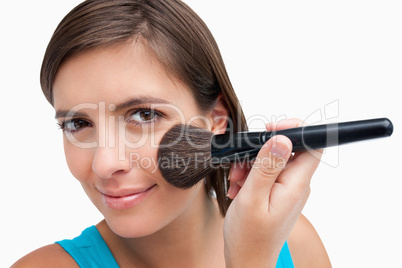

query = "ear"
[209, 94, 229, 135]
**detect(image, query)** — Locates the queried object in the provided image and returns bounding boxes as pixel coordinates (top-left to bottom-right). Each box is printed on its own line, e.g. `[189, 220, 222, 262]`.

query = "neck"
[98, 190, 225, 268]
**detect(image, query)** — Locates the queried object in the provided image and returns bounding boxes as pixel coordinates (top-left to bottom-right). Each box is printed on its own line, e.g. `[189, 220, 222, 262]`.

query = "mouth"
[100, 184, 156, 210]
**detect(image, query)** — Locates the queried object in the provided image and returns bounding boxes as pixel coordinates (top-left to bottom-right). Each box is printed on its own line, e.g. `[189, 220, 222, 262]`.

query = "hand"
[223, 119, 323, 268]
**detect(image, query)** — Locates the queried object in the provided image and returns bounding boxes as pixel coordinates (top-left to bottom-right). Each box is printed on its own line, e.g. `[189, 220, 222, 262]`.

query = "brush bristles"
[157, 124, 216, 188]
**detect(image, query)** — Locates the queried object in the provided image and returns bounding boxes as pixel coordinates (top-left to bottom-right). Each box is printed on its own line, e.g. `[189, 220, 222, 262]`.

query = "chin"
[103, 209, 175, 238]
[105, 215, 158, 238]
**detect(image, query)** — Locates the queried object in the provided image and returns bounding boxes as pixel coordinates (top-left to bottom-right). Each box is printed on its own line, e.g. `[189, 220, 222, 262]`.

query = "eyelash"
[57, 118, 92, 134]
[126, 106, 165, 127]
[57, 106, 164, 134]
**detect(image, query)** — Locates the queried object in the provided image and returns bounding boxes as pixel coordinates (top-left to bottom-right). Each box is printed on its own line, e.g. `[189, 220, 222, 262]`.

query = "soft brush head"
[157, 124, 215, 188]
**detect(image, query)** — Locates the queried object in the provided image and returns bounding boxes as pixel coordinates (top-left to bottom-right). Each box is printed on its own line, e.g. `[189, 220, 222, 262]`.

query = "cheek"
[125, 131, 162, 175]
[63, 137, 93, 181]
[156, 182, 206, 229]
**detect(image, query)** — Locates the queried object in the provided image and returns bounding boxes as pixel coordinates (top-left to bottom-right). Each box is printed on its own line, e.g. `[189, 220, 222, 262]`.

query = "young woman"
[13, 0, 331, 267]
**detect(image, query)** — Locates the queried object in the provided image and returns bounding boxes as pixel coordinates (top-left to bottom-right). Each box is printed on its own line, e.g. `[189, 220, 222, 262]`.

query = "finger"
[227, 161, 252, 199]
[227, 180, 241, 199]
[228, 161, 252, 183]
[229, 169, 250, 199]
[266, 118, 306, 132]
[266, 117, 323, 175]
[280, 149, 323, 188]
[240, 135, 292, 204]
[237, 177, 246, 187]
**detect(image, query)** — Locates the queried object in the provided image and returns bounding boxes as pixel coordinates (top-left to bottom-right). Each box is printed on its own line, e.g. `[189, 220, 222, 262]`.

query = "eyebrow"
[55, 110, 88, 119]
[55, 96, 171, 119]
[113, 96, 170, 112]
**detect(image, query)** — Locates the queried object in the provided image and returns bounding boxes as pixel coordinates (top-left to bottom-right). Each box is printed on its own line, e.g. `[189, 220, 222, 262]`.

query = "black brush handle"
[211, 118, 393, 163]
[265, 118, 393, 152]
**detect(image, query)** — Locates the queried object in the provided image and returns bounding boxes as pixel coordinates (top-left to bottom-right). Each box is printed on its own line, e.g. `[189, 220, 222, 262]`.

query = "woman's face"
[53, 42, 213, 238]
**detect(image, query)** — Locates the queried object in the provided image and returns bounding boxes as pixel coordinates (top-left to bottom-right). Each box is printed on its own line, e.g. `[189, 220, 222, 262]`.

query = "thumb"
[240, 135, 292, 203]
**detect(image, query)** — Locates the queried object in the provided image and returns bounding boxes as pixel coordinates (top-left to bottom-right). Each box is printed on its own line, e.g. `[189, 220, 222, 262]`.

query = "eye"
[127, 108, 163, 126]
[58, 119, 92, 133]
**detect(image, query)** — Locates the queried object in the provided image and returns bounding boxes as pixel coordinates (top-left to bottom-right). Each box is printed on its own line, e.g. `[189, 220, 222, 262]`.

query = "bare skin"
[12, 43, 331, 268]
[12, 214, 330, 267]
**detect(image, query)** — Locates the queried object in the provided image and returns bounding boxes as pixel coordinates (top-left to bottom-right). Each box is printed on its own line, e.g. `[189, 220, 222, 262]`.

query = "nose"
[91, 113, 133, 179]
[92, 134, 131, 179]
[92, 145, 131, 179]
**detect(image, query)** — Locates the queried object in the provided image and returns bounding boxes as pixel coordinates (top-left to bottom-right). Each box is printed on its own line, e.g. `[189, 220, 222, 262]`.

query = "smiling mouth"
[101, 184, 156, 210]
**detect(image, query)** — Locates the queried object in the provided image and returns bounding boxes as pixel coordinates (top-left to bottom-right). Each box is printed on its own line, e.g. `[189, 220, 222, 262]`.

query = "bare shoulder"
[287, 214, 332, 268]
[11, 243, 78, 268]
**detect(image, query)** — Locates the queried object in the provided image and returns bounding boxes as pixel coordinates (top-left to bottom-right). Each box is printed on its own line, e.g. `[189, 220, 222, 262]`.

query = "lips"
[100, 184, 156, 210]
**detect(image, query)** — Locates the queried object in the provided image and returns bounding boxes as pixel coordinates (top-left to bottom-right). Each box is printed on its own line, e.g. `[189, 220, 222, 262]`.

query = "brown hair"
[40, 0, 248, 216]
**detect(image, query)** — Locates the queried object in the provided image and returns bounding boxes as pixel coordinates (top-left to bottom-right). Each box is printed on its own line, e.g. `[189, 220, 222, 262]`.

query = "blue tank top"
[56, 226, 294, 267]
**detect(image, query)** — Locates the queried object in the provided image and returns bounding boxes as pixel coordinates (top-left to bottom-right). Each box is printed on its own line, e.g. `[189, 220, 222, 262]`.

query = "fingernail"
[270, 139, 290, 158]
[227, 186, 233, 198]
[237, 180, 244, 187]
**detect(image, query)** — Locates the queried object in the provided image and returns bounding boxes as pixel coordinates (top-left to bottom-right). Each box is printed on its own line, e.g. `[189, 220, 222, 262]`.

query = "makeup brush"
[157, 118, 393, 189]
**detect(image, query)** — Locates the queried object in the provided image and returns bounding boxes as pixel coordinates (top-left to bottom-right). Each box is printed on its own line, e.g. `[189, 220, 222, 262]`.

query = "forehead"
[52, 42, 195, 111]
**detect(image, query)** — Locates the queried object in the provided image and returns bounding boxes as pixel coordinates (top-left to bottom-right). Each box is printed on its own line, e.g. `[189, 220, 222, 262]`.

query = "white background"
[1, 1, 401, 267]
